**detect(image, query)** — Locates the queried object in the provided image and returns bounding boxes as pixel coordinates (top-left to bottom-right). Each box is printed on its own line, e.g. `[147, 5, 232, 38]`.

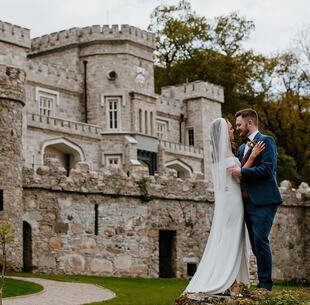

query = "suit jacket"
[237, 132, 282, 206]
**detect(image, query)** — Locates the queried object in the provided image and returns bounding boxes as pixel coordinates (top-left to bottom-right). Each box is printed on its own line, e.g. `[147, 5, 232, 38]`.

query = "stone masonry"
[0, 20, 309, 283]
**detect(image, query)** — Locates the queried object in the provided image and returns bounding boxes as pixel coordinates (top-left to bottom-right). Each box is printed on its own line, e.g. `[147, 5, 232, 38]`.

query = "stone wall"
[17, 160, 310, 281]
[0, 65, 26, 270]
[21, 160, 213, 277]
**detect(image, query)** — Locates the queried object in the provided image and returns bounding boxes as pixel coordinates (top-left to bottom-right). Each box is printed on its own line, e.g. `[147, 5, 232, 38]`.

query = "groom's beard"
[243, 126, 250, 138]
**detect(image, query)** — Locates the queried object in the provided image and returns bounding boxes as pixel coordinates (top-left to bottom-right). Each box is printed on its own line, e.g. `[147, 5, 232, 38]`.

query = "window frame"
[35, 87, 59, 117]
[105, 154, 122, 168]
[105, 96, 122, 131]
[156, 120, 168, 140]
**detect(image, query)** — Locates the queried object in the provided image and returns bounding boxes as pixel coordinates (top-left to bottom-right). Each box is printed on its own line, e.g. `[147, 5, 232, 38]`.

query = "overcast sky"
[1, 0, 309, 55]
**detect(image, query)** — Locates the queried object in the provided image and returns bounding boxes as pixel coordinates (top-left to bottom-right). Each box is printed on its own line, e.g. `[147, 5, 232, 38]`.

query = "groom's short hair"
[235, 108, 258, 126]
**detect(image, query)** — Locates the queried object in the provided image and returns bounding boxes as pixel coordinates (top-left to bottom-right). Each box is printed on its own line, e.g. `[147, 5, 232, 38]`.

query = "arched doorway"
[165, 159, 193, 178]
[23, 221, 32, 272]
[41, 138, 85, 176]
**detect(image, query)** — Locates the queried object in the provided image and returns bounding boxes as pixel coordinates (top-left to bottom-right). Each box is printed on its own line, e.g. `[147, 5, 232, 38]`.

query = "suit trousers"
[243, 197, 278, 290]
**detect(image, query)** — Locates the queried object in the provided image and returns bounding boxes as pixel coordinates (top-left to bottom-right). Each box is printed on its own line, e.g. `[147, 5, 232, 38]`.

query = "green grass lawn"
[3, 277, 43, 298]
[8, 273, 187, 305]
[6, 273, 310, 305]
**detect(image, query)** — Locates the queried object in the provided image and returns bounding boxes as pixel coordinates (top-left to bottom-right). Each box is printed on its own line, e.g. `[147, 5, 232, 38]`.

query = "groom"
[230, 108, 282, 291]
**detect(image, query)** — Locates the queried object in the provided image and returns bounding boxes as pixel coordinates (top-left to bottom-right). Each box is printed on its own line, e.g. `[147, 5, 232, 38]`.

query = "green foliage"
[136, 178, 152, 202]
[148, 0, 210, 70]
[211, 11, 255, 56]
[0, 224, 15, 305]
[277, 147, 301, 185]
[3, 278, 43, 298]
[0, 224, 15, 245]
[149, 1, 309, 184]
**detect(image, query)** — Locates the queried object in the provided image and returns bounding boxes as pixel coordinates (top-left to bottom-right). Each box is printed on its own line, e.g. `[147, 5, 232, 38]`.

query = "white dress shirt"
[243, 130, 259, 157]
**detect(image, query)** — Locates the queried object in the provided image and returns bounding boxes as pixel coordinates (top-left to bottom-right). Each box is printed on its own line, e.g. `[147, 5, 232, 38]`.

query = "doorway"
[23, 221, 32, 272]
[159, 230, 176, 278]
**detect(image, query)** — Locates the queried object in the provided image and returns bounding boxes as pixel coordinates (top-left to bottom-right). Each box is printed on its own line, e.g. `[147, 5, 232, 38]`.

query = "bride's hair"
[209, 118, 232, 196]
[210, 118, 230, 162]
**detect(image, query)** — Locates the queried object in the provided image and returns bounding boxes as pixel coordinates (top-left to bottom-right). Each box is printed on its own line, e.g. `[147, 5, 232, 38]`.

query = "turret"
[0, 64, 26, 270]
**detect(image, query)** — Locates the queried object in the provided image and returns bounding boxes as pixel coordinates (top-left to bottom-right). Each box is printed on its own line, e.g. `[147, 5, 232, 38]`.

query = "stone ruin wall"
[17, 159, 310, 282]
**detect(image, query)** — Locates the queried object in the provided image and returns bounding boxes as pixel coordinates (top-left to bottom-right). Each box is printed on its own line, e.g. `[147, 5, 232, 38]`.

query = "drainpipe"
[179, 114, 184, 143]
[83, 60, 88, 123]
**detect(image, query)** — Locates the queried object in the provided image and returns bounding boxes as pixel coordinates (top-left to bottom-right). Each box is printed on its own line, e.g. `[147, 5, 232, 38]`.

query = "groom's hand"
[229, 165, 241, 178]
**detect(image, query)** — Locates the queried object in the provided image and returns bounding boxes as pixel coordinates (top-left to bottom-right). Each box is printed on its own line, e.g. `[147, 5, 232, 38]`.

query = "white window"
[156, 121, 167, 140]
[106, 96, 121, 130]
[36, 87, 59, 117]
[106, 155, 122, 168]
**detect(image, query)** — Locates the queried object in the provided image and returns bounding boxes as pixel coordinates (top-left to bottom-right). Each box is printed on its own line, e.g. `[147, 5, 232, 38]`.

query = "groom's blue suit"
[237, 132, 282, 290]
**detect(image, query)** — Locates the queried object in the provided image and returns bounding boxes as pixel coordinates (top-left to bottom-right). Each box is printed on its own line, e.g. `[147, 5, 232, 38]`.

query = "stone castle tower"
[0, 22, 30, 270]
[0, 65, 25, 270]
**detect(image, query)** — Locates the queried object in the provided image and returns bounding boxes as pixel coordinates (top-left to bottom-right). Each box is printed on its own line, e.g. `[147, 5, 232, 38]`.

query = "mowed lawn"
[3, 277, 43, 298]
[6, 273, 310, 305]
[7, 273, 188, 305]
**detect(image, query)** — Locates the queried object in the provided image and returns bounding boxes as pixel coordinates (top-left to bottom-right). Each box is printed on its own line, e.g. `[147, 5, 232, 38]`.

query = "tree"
[210, 11, 255, 57]
[257, 93, 309, 184]
[148, 0, 210, 82]
[0, 224, 15, 305]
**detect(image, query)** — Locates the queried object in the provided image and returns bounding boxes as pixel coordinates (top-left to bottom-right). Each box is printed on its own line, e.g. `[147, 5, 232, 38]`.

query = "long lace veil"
[209, 118, 233, 201]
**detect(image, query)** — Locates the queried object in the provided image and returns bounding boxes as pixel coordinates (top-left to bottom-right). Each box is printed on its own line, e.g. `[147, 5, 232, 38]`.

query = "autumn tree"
[148, 0, 210, 84]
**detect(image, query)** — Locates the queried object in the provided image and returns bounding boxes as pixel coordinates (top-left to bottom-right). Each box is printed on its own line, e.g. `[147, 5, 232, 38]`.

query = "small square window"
[105, 155, 122, 168]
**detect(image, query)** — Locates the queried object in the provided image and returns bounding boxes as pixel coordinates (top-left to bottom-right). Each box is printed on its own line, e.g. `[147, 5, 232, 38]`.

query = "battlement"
[30, 24, 155, 54]
[27, 60, 81, 84]
[22, 158, 310, 207]
[23, 159, 212, 202]
[161, 81, 224, 103]
[0, 21, 31, 48]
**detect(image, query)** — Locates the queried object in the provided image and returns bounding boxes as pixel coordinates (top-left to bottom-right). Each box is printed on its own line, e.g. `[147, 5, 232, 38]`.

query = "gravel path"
[4, 276, 116, 305]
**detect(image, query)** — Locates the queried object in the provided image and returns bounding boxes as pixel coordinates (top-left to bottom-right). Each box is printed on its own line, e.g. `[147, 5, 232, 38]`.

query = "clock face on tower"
[135, 66, 145, 83]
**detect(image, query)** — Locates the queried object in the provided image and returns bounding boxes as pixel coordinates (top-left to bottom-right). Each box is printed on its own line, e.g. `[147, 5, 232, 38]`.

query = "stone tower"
[0, 21, 29, 269]
[0, 64, 26, 270]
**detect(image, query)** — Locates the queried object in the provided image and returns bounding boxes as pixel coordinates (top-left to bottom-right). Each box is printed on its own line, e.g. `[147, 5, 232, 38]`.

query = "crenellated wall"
[30, 24, 155, 55]
[0, 21, 31, 48]
[11, 159, 310, 281]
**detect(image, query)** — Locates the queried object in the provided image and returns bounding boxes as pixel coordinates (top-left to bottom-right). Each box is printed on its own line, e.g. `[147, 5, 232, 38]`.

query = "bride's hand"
[250, 141, 265, 158]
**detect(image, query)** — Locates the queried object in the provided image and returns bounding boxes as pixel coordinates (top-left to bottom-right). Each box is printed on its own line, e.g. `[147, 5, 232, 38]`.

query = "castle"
[0, 21, 309, 281]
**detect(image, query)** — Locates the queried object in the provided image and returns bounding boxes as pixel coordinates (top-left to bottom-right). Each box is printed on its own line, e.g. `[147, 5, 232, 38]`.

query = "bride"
[184, 118, 264, 295]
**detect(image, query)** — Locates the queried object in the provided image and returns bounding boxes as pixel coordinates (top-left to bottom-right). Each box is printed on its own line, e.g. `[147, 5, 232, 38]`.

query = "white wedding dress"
[185, 119, 250, 294]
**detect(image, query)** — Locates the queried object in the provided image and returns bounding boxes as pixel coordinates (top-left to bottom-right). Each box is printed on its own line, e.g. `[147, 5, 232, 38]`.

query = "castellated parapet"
[23, 159, 212, 202]
[30, 24, 155, 54]
[0, 21, 31, 48]
[161, 81, 224, 104]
